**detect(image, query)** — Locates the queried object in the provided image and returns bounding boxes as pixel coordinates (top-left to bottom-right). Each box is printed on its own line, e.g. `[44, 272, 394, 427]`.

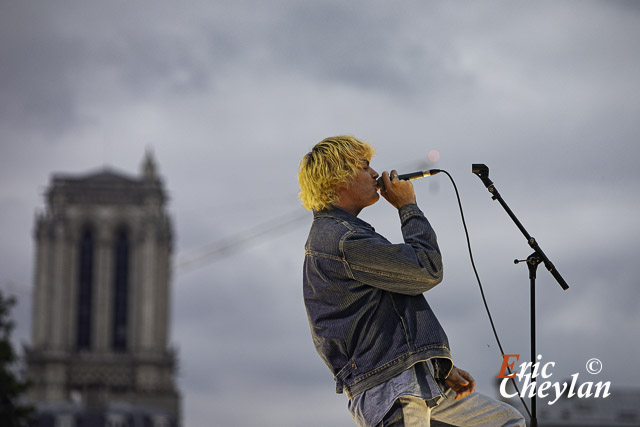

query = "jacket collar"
[313, 206, 375, 231]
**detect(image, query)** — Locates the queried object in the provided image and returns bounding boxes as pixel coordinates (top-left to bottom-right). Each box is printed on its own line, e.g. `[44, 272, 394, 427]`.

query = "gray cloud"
[0, 3, 86, 136]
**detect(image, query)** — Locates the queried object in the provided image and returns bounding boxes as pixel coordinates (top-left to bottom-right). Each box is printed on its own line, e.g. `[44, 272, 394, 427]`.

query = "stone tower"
[25, 152, 180, 426]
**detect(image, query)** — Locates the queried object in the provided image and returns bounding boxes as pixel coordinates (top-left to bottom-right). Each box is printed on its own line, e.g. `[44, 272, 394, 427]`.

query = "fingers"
[457, 369, 476, 396]
[380, 170, 416, 209]
[457, 368, 474, 385]
[453, 380, 475, 400]
[446, 368, 477, 400]
[379, 170, 399, 189]
[380, 171, 391, 189]
[451, 380, 473, 400]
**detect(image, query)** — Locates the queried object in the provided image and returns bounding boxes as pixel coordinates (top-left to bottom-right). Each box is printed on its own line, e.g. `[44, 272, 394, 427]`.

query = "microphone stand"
[472, 164, 569, 427]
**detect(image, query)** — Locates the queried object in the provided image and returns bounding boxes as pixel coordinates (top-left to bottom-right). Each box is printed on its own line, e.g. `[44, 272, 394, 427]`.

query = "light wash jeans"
[377, 388, 526, 427]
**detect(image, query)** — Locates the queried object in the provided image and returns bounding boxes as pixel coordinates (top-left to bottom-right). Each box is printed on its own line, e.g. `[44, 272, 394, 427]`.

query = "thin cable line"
[175, 210, 309, 274]
[441, 170, 531, 418]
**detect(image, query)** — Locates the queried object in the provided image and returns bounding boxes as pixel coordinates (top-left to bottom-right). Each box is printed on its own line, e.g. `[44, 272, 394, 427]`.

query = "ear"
[336, 182, 348, 192]
[334, 183, 349, 206]
[335, 177, 351, 192]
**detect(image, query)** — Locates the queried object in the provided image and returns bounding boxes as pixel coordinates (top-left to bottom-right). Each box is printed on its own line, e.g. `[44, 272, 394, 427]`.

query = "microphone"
[377, 169, 441, 190]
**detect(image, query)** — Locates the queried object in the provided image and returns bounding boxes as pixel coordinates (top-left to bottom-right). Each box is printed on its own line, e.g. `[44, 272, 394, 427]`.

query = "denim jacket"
[303, 204, 453, 399]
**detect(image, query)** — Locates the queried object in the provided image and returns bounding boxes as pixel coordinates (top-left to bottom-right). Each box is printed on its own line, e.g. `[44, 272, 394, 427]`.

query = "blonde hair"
[298, 135, 375, 211]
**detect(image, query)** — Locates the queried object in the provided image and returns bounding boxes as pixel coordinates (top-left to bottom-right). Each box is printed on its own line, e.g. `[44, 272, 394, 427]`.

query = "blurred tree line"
[0, 289, 33, 426]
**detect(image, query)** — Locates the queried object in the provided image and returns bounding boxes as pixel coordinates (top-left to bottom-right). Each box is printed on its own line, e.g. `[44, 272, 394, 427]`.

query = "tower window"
[76, 227, 94, 350]
[112, 227, 129, 351]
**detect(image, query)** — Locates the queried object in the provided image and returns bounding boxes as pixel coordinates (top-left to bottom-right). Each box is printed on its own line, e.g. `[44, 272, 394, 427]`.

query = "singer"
[298, 136, 524, 427]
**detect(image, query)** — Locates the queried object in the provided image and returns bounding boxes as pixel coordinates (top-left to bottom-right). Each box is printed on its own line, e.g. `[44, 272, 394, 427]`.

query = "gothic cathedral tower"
[26, 152, 180, 426]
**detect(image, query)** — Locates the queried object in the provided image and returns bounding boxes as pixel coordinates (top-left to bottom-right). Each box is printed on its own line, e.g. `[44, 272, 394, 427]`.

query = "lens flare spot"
[428, 150, 440, 162]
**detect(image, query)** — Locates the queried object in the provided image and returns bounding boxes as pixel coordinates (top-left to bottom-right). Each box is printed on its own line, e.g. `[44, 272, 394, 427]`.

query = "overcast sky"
[1, 1, 639, 425]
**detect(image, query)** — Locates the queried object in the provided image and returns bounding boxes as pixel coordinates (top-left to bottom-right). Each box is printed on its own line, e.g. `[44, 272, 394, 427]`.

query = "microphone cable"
[438, 170, 532, 418]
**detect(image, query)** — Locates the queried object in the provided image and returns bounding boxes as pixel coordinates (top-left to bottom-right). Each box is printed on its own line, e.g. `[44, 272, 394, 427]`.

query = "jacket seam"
[353, 345, 450, 383]
[349, 263, 438, 283]
[389, 294, 412, 351]
[305, 249, 343, 263]
[339, 230, 356, 280]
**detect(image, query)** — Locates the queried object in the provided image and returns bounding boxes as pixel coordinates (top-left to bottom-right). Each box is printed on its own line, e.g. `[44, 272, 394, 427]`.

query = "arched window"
[76, 226, 94, 350]
[112, 227, 129, 351]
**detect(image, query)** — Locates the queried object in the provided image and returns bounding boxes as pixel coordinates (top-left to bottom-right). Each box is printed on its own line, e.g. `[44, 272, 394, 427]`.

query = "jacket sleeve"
[342, 204, 443, 296]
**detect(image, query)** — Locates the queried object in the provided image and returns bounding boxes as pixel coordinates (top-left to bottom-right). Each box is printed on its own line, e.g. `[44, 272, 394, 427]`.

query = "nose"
[370, 167, 379, 180]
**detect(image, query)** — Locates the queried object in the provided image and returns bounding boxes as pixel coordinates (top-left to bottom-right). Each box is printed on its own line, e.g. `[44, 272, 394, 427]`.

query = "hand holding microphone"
[377, 168, 441, 209]
[378, 170, 417, 209]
